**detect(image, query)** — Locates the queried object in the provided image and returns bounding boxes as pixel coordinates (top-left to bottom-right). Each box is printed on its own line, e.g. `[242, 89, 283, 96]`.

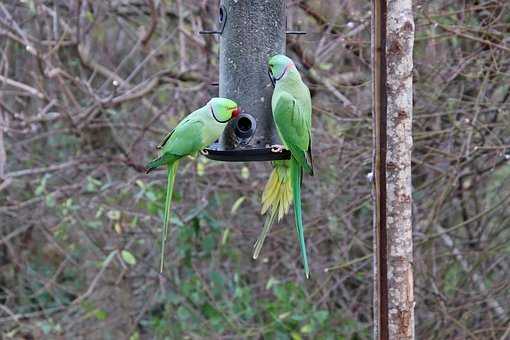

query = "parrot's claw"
[270, 144, 284, 153]
[200, 149, 209, 156]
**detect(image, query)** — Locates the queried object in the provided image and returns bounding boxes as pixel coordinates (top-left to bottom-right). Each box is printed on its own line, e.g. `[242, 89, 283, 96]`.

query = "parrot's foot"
[270, 144, 284, 153]
[200, 149, 209, 156]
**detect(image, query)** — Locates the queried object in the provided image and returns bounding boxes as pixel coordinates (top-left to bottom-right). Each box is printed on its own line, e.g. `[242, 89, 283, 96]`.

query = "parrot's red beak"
[232, 107, 241, 118]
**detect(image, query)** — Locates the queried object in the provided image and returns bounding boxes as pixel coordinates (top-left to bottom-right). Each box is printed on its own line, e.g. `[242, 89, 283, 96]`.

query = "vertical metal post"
[372, 0, 415, 339]
[204, 0, 290, 161]
[372, 0, 389, 339]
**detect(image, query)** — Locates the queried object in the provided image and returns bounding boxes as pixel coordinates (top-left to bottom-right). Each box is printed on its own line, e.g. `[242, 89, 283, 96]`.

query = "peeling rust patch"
[389, 40, 403, 55]
[399, 194, 411, 204]
[398, 308, 411, 337]
[403, 21, 413, 32]
[396, 110, 408, 125]
[387, 161, 399, 172]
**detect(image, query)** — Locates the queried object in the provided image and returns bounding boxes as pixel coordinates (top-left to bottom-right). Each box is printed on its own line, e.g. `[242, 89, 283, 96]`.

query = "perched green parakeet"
[146, 98, 240, 273]
[253, 54, 313, 278]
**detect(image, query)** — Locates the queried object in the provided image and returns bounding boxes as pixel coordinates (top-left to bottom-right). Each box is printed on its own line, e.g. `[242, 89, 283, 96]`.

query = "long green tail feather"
[253, 207, 277, 259]
[160, 160, 179, 273]
[290, 157, 310, 279]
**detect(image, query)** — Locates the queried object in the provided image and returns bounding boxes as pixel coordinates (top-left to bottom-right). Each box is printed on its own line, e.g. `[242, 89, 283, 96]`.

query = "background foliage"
[0, 0, 509, 339]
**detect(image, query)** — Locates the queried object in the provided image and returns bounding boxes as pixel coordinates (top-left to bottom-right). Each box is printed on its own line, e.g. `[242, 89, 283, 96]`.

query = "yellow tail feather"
[261, 170, 281, 215]
[254, 161, 293, 259]
[260, 161, 292, 222]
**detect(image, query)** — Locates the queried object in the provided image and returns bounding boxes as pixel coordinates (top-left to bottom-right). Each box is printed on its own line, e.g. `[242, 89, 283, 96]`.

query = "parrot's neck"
[277, 69, 301, 86]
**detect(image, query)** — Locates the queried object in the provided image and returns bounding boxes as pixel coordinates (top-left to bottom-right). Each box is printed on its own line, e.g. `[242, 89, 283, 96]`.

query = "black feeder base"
[203, 145, 291, 162]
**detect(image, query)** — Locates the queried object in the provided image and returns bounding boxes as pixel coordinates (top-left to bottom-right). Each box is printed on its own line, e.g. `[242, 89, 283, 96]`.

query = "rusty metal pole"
[371, 0, 389, 337]
[204, 0, 290, 162]
[372, 0, 415, 339]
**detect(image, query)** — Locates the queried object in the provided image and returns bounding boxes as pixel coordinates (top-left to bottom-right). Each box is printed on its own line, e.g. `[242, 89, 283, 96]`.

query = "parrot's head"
[268, 54, 295, 86]
[209, 97, 240, 123]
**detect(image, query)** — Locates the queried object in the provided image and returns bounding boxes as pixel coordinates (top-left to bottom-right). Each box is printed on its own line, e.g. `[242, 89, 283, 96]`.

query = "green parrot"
[146, 98, 240, 273]
[253, 54, 313, 278]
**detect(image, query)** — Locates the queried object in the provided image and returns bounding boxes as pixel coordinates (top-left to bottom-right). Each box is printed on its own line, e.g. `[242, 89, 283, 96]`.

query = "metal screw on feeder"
[199, 0, 304, 162]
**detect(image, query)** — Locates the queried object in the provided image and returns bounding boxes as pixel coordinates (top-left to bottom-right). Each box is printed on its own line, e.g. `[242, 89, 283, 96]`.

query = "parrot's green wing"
[157, 128, 176, 149]
[273, 91, 313, 174]
[306, 131, 314, 176]
[163, 119, 205, 156]
[146, 119, 204, 173]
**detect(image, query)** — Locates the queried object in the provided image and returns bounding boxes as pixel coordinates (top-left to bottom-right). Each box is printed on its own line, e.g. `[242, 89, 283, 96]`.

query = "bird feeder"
[200, 0, 295, 161]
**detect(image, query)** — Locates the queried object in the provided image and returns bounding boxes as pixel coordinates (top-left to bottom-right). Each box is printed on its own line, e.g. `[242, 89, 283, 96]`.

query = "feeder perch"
[201, 0, 294, 162]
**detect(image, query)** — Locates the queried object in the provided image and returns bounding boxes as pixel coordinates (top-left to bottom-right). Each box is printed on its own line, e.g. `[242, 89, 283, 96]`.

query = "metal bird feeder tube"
[202, 0, 291, 162]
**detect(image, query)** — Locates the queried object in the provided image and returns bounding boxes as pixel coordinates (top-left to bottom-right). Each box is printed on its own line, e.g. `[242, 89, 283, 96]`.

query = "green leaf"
[85, 221, 102, 229]
[94, 309, 108, 320]
[85, 10, 94, 22]
[177, 306, 191, 321]
[444, 264, 460, 296]
[319, 63, 333, 71]
[85, 176, 102, 192]
[230, 196, 245, 215]
[241, 166, 250, 179]
[221, 228, 230, 245]
[210, 271, 224, 294]
[45, 195, 56, 207]
[64, 198, 73, 208]
[107, 210, 121, 220]
[291, 332, 303, 340]
[130, 216, 139, 228]
[300, 324, 313, 334]
[197, 162, 205, 176]
[135, 180, 145, 189]
[278, 312, 290, 320]
[314, 310, 329, 323]
[266, 277, 280, 290]
[121, 250, 137, 265]
[145, 190, 156, 201]
[166, 292, 181, 305]
[201, 235, 216, 253]
[95, 206, 104, 218]
[35, 175, 48, 195]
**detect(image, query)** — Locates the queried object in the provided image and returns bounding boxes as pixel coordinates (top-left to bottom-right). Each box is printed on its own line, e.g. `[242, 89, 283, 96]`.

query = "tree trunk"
[372, 0, 415, 339]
